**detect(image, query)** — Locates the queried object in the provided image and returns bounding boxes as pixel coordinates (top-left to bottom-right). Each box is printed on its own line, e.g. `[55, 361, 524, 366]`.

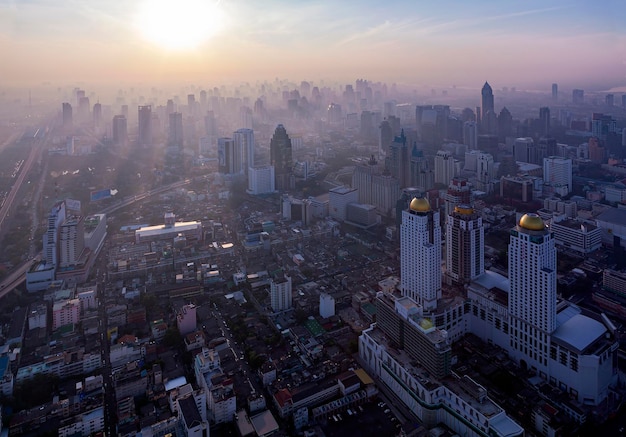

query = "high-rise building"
[508, 213, 556, 371]
[59, 215, 85, 268]
[379, 119, 393, 156]
[572, 89, 584, 104]
[463, 121, 478, 150]
[446, 205, 484, 285]
[168, 112, 184, 148]
[497, 107, 513, 141]
[476, 152, 495, 193]
[270, 272, 292, 312]
[434, 150, 455, 185]
[543, 156, 572, 196]
[247, 166, 275, 195]
[233, 128, 254, 174]
[539, 107, 550, 136]
[622, 94, 626, 109]
[328, 186, 358, 222]
[481, 82, 494, 121]
[270, 124, 293, 191]
[62, 102, 73, 131]
[551, 83, 558, 101]
[112, 115, 127, 146]
[409, 145, 434, 191]
[138, 105, 152, 147]
[93, 102, 102, 129]
[513, 137, 534, 163]
[44, 201, 67, 268]
[444, 177, 472, 216]
[388, 130, 408, 187]
[217, 137, 237, 175]
[606, 94, 614, 107]
[400, 197, 441, 310]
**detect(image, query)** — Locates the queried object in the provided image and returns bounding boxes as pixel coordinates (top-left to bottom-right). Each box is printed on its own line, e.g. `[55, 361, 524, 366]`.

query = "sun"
[135, 0, 225, 50]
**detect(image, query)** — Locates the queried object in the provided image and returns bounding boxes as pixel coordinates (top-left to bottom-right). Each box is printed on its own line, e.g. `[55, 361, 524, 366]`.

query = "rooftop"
[552, 313, 607, 353]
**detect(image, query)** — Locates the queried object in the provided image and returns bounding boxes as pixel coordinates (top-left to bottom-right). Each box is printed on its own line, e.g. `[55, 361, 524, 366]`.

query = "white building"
[400, 197, 441, 310]
[44, 201, 67, 267]
[476, 152, 495, 193]
[319, 292, 335, 319]
[247, 165, 276, 195]
[328, 186, 358, 221]
[434, 150, 456, 185]
[233, 128, 254, 173]
[508, 213, 557, 373]
[446, 205, 484, 285]
[550, 218, 601, 255]
[270, 273, 292, 312]
[543, 156, 572, 196]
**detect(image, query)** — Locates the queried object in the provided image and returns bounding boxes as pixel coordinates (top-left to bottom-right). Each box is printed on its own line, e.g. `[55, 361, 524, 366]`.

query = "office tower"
[446, 205, 484, 285]
[78, 96, 90, 123]
[112, 115, 127, 146]
[409, 144, 434, 191]
[476, 152, 495, 193]
[166, 99, 175, 115]
[121, 105, 129, 119]
[360, 110, 374, 140]
[591, 113, 618, 141]
[379, 119, 393, 156]
[327, 103, 342, 125]
[44, 201, 67, 267]
[388, 130, 409, 187]
[416, 105, 449, 146]
[572, 89, 584, 104]
[552, 83, 558, 101]
[240, 107, 253, 129]
[400, 197, 441, 310]
[62, 102, 73, 131]
[497, 107, 513, 143]
[138, 105, 152, 147]
[434, 150, 455, 185]
[168, 112, 184, 148]
[538, 137, 558, 158]
[187, 94, 196, 115]
[606, 94, 614, 107]
[233, 128, 254, 174]
[59, 215, 85, 268]
[513, 137, 534, 163]
[508, 213, 556, 371]
[481, 82, 494, 121]
[270, 272, 292, 312]
[463, 121, 478, 150]
[543, 156, 572, 196]
[444, 177, 472, 216]
[217, 137, 237, 175]
[622, 94, 626, 109]
[270, 124, 293, 191]
[482, 110, 498, 135]
[93, 102, 102, 129]
[539, 107, 550, 136]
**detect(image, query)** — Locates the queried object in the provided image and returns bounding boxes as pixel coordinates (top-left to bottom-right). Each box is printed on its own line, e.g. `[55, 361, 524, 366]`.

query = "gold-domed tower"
[518, 213, 545, 231]
[409, 196, 431, 213]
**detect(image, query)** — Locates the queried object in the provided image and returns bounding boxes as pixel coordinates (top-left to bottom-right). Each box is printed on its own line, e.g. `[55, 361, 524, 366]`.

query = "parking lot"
[321, 400, 401, 437]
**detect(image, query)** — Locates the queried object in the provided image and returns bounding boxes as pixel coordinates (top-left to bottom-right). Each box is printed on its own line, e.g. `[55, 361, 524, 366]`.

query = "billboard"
[65, 198, 81, 212]
[90, 189, 111, 202]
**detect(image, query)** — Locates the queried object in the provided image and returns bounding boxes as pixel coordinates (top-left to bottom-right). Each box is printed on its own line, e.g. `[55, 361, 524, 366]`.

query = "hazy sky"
[1, 0, 625, 90]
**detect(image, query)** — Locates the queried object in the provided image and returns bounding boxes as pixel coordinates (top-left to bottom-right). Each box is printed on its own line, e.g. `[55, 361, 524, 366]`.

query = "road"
[0, 178, 193, 296]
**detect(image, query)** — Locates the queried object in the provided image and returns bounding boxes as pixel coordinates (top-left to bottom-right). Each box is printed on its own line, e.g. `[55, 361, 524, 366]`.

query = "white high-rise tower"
[400, 197, 441, 310]
[508, 213, 556, 372]
[233, 128, 255, 175]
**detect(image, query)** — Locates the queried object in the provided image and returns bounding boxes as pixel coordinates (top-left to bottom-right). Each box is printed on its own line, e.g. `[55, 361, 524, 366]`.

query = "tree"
[163, 327, 183, 348]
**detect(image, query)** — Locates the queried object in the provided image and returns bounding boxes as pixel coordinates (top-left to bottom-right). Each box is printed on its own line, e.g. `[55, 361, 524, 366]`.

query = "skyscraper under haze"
[539, 107, 550, 136]
[270, 124, 293, 191]
[551, 83, 558, 101]
[168, 112, 184, 148]
[481, 82, 494, 120]
[400, 197, 441, 310]
[233, 128, 255, 174]
[62, 102, 73, 131]
[112, 115, 127, 146]
[138, 105, 152, 147]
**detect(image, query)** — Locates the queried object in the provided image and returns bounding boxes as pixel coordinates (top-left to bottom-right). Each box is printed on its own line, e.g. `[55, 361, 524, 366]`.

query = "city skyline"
[1, 0, 625, 90]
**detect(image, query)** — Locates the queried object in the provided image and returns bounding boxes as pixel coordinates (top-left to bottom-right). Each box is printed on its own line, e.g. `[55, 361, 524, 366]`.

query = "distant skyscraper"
[112, 115, 127, 146]
[434, 150, 456, 185]
[400, 197, 441, 310]
[513, 137, 534, 163]
[233, 128, 254, 174]
[446, 205, 484, 285]
[481, 82, 494, 121]
[622, 94, 626, 109]
[168, 112, 184, 148]
[388, 130, 409, 187]
[166, 99, 175, 115]
[543, 156, 572, 196]
[444, 177, 472, 216]
[138, 105, 152, 147]
[463, 121, 478, 150]
[379, 119, 393, 156]
[217, 137, 236, 174]
[62, 102, 73, 131]
[572, 89, 584, 104]
[606, 94, 614, 107]
[59, 215, 85, 268]
[508, 213, 556, 371]
[551, 83, 558, 101]
[539, 107, 550, 136]
[93, 102, 102, 129]
[409, 144, 434, 191]
[270, 124, 293, 191]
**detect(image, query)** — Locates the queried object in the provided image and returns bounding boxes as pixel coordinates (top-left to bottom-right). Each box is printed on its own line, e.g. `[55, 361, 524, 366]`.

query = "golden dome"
[454, 205, 474, 215]
[519, 213, 545, 231]
[410, 197, 431, 212]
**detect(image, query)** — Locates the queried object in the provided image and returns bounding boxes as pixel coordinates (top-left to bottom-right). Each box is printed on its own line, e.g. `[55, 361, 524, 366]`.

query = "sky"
[1, 0, 625, 90]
